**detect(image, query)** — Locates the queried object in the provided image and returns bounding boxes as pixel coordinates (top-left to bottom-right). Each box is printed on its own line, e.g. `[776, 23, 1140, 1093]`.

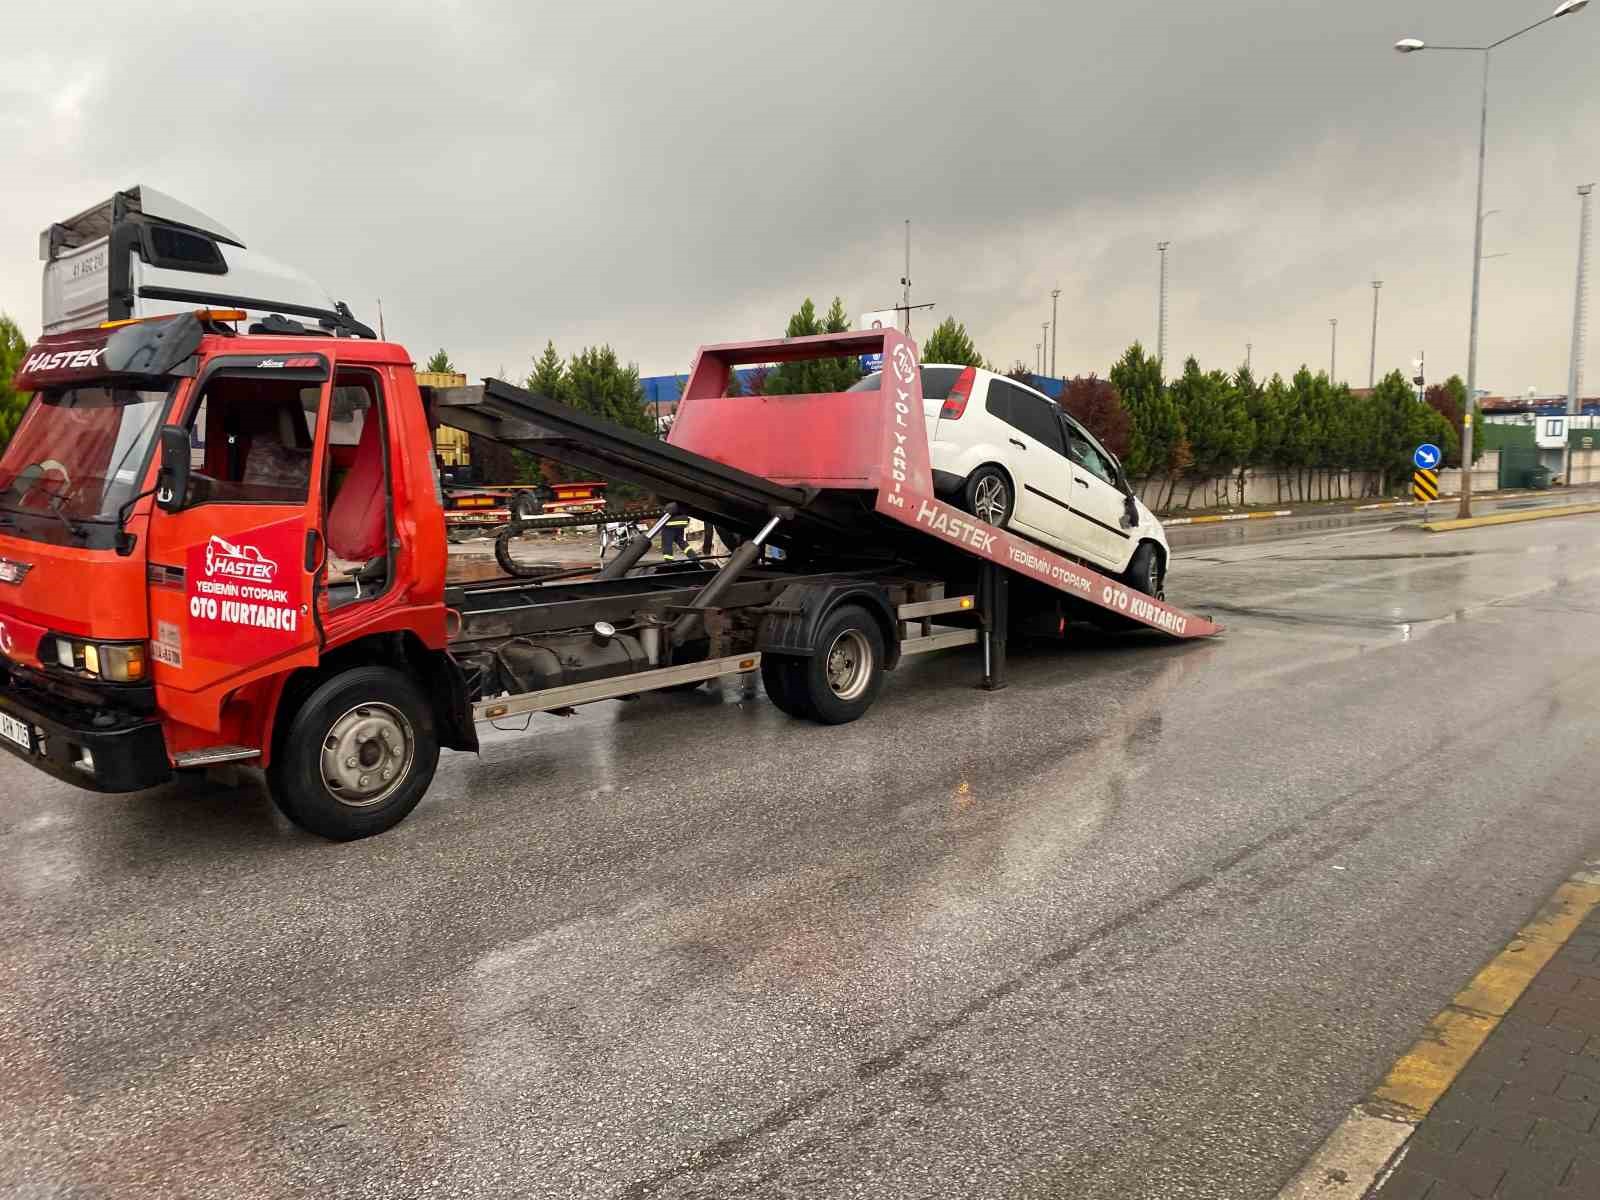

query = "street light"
[1394, 0, 1589, 517]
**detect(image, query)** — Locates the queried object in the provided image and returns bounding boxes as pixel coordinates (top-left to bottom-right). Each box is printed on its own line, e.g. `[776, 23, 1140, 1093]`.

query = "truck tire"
[963, 465, 1013, 527]
[510, 491, 542, 520]
[760, 655, 815, 720]
[790, 604, 886, 725]
[1124, 541, 1165, 600]
[267, 666, 440, 841]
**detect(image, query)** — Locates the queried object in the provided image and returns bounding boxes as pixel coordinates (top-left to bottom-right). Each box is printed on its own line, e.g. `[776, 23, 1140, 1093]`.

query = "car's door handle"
[1074, 477, 1089, 488]
[1008, 438, 1026, 450]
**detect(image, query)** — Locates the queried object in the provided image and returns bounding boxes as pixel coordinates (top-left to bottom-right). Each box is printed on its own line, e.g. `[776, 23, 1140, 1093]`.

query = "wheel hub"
[973, 476, 1007, 524]
[825, 629, 873, 701]
[320, 702, 415, 808]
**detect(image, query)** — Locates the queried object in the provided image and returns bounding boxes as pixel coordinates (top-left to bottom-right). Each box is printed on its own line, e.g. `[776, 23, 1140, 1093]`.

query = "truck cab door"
[143, 357, 329, 710]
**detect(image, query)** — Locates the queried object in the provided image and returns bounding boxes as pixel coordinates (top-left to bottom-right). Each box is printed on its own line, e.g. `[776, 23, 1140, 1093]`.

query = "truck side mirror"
[155, 425, 193, 512]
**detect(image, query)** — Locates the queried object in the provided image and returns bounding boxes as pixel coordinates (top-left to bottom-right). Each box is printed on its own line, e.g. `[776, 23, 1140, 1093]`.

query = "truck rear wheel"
[760, 655, 815, 719]
[781, 604, 886, 725]
[268, 666, 440, 841]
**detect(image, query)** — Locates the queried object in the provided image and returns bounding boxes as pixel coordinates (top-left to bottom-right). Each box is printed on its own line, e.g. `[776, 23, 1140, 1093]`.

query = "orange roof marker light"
[99, 308, 246, 330]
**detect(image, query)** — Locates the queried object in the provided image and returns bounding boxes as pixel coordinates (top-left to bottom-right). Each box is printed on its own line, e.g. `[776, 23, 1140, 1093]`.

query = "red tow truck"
[0, 312, 1217, 840]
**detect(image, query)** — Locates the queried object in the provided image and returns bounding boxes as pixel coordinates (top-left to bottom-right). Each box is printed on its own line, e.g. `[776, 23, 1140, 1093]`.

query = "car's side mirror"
[155, 425, 192, 512]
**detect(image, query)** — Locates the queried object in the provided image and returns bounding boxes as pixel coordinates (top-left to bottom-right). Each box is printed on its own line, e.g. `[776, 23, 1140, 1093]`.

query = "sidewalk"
[1371, 906, 1600, 1199]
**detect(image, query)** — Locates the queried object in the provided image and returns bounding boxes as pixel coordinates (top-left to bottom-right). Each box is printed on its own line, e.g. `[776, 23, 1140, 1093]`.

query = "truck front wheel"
[268, 666, 440, 840]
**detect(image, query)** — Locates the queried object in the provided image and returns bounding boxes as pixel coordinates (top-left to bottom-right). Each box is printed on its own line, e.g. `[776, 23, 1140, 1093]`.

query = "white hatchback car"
[851, 364, 1169, 595]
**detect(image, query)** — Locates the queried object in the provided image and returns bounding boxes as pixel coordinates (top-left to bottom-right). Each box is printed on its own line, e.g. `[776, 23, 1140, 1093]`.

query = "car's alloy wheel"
[972, 475, 1009, 524]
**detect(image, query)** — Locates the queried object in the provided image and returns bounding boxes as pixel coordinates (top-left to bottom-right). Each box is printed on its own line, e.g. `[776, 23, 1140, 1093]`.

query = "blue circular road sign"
[1413, 443, 1442, 470]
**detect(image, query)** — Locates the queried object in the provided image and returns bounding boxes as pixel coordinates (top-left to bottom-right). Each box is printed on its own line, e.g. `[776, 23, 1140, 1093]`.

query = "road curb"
[1160, 489, 1572, 528]
[1420, 502, 1600, 533]
[1162, 509, 1293, 527]
[1274, 859, 1600, 1200]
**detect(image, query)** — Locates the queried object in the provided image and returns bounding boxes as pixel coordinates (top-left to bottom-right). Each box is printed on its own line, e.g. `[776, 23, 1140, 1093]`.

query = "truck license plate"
[0, 711, 33, 754]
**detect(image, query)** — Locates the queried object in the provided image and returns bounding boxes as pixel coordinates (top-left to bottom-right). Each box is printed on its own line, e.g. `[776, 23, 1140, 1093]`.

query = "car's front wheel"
[963, 466, 1013, 528]
[1125, 541, 1165, 600]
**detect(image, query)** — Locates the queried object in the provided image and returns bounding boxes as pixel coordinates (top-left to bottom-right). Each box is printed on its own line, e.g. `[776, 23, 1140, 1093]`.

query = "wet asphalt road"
[5, 511, 1600, 1198]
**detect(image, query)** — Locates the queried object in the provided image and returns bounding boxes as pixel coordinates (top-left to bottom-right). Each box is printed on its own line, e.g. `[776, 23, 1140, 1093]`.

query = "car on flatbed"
[851, 364, 1168, 596]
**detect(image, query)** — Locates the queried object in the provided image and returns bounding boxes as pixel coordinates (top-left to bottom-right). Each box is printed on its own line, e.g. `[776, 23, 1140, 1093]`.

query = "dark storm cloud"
[3, 0, 1595, 392]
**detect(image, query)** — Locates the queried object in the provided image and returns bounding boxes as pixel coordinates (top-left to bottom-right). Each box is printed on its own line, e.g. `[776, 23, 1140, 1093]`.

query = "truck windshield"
[0, 385, 174, 525]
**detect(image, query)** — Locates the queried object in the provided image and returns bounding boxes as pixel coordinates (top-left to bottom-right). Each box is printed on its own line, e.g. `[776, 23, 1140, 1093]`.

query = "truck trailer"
[0, 311, 1217, 840]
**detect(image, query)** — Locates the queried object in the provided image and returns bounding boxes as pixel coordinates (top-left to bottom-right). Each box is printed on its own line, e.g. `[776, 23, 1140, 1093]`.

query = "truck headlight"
[49, 637, 146, 682]
[91, 643, 146, 683]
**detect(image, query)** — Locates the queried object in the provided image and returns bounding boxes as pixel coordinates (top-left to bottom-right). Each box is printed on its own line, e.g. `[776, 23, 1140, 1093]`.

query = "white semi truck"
[39, 185, 372, 338]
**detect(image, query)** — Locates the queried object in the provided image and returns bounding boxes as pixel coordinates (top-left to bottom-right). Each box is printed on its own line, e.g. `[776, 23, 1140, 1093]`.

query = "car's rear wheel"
[963, 466, 1013, 527]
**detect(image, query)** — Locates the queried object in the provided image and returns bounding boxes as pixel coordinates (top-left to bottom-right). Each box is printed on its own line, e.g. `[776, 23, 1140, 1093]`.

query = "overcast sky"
[3, 0, 1597, 396]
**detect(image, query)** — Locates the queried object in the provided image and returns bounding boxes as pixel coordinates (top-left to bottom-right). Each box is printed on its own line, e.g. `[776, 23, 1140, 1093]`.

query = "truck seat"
[327, 411, 386, 562]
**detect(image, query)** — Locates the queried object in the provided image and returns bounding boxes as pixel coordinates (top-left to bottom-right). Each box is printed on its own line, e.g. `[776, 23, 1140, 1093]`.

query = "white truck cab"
[40, 185, 371, 338]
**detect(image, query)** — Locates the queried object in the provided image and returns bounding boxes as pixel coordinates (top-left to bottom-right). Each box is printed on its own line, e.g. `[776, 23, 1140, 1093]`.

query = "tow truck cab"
[0, 311, 456, 801]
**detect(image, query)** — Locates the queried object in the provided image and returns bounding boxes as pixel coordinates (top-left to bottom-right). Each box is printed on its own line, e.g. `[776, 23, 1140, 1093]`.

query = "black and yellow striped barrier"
[1411, 468, 1439, 502]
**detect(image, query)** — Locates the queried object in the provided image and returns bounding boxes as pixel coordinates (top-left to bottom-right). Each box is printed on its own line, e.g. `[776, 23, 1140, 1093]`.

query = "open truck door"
[142, 353, 330, 719]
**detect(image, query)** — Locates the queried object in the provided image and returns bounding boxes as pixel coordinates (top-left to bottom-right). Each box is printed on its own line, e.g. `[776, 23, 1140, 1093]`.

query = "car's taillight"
[940, 368, 977, 420]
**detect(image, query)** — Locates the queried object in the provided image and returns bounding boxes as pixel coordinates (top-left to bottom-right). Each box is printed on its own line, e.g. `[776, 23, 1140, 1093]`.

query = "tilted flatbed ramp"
[439, 328, 1219, 640]
[431, 380, 844, 541]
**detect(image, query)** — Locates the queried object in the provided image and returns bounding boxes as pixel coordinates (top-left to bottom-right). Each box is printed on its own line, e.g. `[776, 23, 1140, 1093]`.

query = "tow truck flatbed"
[435, 327, 1220, 645]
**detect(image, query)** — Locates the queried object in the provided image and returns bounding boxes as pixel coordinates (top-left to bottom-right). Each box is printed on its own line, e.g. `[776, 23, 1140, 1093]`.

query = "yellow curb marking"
[1422, 502, 1600, 533]
[1371, 878, 1600, 1118]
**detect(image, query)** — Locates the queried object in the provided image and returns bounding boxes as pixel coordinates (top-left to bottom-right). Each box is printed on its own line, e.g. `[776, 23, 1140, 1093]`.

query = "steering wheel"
[38, 460, 72, 492]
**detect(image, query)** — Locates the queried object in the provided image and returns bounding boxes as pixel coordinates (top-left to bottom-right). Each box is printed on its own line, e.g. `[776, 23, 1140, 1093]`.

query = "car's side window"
[1062, 416, 1117, 486]
[989, 381, 1066, 454]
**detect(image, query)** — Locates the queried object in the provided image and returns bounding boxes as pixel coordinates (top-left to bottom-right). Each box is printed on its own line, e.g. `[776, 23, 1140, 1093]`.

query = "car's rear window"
[847, 365, 963, 399]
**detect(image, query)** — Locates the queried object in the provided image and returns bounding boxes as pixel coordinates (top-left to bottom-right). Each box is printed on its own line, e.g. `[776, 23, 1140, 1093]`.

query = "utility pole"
[1050, 287, 1061, 377]
[901, 219, 912, 336]
[1035, 343, 1042, 375]
[1565, 184, 1594, 486]
[1329, 318, 1338, 383]
[1369, 281, 1383, 388]
[1246, 342, 1252, 371]
[1042, 322, 1052, 377]
[1155, 242, 1170, 367]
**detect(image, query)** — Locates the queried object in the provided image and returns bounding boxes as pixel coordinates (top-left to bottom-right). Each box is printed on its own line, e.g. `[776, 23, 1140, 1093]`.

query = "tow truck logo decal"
[891, 343, 916, 386]
[185, 522, 306, 657]
[0, 557, 32, 585]
[21, 347, 104, 373]
[0, 621, 12, 657]
[204, 535, 278, 582]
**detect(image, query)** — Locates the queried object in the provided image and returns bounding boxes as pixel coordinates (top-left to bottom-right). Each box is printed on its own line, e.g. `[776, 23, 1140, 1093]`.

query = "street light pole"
[1395, 0, 1591, 517]
[1329, 318, 1338, 382]
[901, 219, 912, 336]
[1042, 322, 1051, 377]
[1155, 242, 1170, 368]
[1050, 287, 1061, 377]
[1565, 184, 1594, 486]
[1369, 281, 1383, 388]
[1461, 50, 1489, 517]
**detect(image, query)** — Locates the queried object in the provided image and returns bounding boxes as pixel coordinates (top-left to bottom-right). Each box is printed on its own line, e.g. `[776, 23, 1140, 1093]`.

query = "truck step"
[172, 746, 261, 769]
